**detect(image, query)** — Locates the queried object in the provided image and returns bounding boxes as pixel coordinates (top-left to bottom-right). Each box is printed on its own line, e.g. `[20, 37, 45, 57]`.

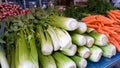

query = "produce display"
[0, 3, 30, 19]
[0, 2, 119, 68]
[82, 14, 120, 52]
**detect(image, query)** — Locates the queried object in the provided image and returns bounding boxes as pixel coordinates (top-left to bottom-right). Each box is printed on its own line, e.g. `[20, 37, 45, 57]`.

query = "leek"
[89, 32, 108, 46]
[71, 34, 86, 46]
[48, 16, 78, 31]
[71, 56, 87, 68]
[0, 46, 9, 68]
[100, 43, 116, 58]
[47, 26, 61, 51]
[85, 35, 94, 47]
[89, 46, 102, 62]
[53, 52, 76, 68]
[37, 25, 53, 55]
[61, 44, 77, 56]
[77, 46, 90, 58]
[74, 22, 87, 34]
[54, 28, 72, 49]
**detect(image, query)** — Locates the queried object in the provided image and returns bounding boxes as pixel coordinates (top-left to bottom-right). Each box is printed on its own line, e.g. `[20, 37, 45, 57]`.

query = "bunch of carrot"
[108, 10, 120, 25]
[82, 14, 120, 52]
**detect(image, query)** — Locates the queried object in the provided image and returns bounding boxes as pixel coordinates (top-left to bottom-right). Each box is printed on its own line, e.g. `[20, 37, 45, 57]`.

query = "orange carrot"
[110, 10, 120, 16]
[108, 12, 117, 20]
[97, 29, 110, 37]
[114, 19, 120, 24]
[81, 15, 97, 22]
[102, 28, 117, 35]
[98, 15, 114, 23]
[109, 37, 120, 52]
[108, 14, 116, 20]
[82, 13, 120, 52]
[84, 19, 98, 24]
[111, 34, 120, 42]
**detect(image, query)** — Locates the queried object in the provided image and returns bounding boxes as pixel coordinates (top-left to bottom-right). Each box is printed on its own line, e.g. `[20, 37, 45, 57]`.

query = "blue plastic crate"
[87, 52, 120, 68]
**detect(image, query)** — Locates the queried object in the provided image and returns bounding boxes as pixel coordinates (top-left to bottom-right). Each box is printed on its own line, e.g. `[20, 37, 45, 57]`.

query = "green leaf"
[0, 39, 6, 43]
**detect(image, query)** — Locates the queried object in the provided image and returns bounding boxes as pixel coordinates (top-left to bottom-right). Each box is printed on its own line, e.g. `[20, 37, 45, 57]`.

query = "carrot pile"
[108, 10, 120, 25]
[82, 14, 120, 52]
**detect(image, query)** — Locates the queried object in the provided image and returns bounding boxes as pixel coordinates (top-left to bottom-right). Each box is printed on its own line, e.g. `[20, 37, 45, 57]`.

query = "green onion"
[88, 46, 102, 62]
[88, 32, 108, 46]
[61, 44, 77, 56]
[53, 52, 76, 68]
[77, 46, 90, 58]
[71, 56, 87, 68]
[100, 43, 116, 58]
[48, 16, 78, 31]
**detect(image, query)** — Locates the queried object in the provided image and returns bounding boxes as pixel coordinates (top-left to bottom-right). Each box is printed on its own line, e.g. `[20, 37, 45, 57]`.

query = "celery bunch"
[15, 29, 39, 68]
[37, 25, 53, 55]
[48, 16, 78, 31]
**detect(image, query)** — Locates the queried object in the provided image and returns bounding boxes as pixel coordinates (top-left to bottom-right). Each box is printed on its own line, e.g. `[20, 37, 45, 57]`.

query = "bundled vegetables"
[38, 48, 57, 68]
[0, 6, 119, 68]
[61, 44, 77, 56]
[88, 32, 108, 46]
[0, 46, 9, 68]
[48, 16, 79, 31]
[74, 22, 87, 34]
[108, 10, 120, 25]
[84, 35, 94, 47]
[77, 46, 90, 58]
[53, 52, 76, 68]
[47, 26, 61, 51]
[71, 34, 86, 46]
[88, 46, 103, 62]
[54, 28, 72, 49]
[100, 43, 116, 58]
[15, 29, 39, 68]
[82, 15, 120, 51]
[70, 56, 87, 68]
[37, 25, 53, 55]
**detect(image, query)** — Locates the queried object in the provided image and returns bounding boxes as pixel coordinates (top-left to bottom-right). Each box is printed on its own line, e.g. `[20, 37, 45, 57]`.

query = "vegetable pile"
[0, 3, 30, 19]
[82, 13, 120, 52]
[108, 10, 120, 25]
[0, 5, 117, 68]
